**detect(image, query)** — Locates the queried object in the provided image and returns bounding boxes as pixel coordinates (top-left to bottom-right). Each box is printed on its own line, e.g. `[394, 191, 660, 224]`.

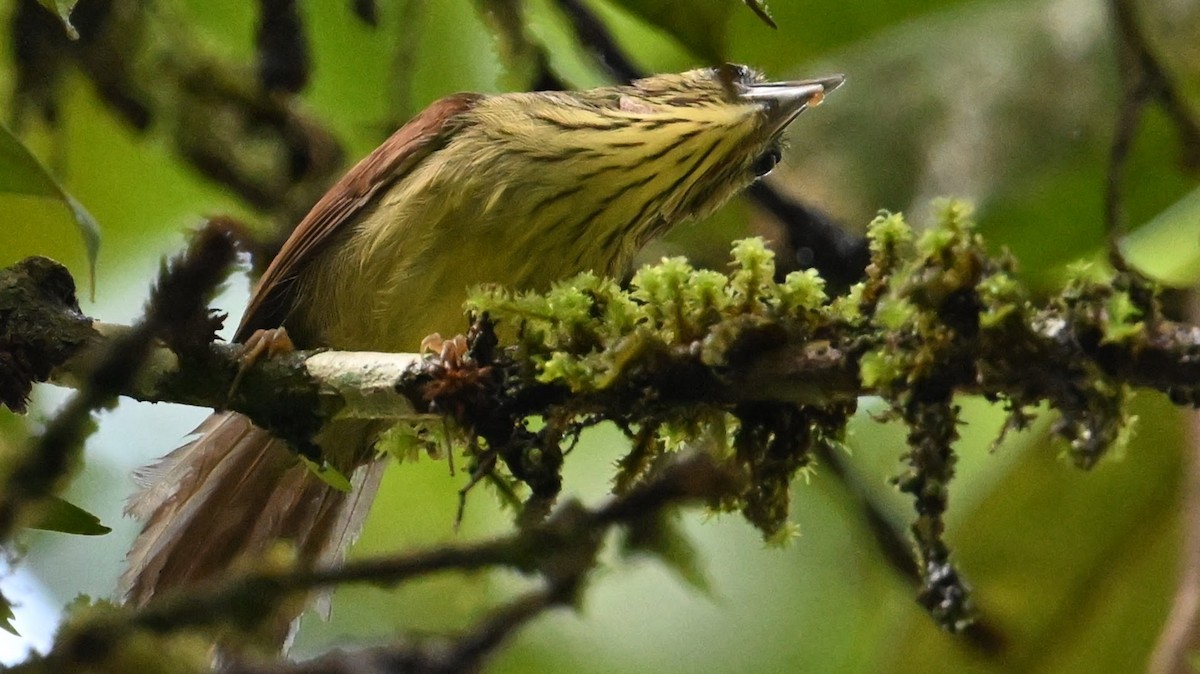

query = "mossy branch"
[3, 202, 1199, 652]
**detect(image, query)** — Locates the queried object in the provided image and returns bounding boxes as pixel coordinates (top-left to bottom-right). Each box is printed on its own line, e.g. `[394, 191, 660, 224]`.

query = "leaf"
[622, 513, 712, 594]
[0, 123, 100, 297]
[605, 0, 737, 62]
[299, 456, 353, 492]
[30, 496, 111, 535]
[1121, 186, 1200, 286]
[0, 591, 16, 637]
[36, 0, 80, 40]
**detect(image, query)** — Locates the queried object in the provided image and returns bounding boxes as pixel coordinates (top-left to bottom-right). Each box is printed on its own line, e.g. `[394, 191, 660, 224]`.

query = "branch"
[1149, 292, 1200, 674]
[4, 203, 1199, 641]
[1106, 0, 1200, 270]
[6, 254, 1195, 435]
[224, 583, 565, 674]
[23, 453, 733, 674]
[0, 227, 236, 542]
[21, 288, 1197, 439]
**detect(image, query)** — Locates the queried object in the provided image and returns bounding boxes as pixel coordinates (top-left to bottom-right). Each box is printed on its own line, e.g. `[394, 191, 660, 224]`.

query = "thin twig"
[1149, 292, 1200, 674]
[1106, 0, 1200, 270]
[32, 454, 731, 674]
[225, 580, 571, 674]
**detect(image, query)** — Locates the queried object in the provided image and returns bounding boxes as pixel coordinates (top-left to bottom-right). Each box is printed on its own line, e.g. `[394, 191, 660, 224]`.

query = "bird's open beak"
[743, 74, 845, 134]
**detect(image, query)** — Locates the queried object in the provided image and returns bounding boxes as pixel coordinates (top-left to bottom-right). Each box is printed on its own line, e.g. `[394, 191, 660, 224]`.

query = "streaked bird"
[122, 64, 844, 647]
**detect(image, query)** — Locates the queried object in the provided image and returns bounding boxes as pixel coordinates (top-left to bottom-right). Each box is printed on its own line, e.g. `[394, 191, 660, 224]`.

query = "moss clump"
[450, 201, 1158, 631]
[467, 237, 851, 540]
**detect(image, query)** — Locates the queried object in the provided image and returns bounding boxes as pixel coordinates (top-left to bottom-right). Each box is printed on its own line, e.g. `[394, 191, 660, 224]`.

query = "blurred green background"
[1, 0, 1198, 671]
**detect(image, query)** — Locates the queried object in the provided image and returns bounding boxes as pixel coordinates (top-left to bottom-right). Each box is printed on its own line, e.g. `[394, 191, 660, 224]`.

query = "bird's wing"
[235, 93, 482, 342]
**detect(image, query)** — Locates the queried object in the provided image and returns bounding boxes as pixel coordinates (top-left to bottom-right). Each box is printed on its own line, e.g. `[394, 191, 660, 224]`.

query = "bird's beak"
[743, 74, 845, 134]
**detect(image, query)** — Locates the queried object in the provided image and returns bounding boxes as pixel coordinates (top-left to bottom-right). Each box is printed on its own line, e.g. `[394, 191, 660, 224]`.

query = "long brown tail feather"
[121, 412, 385, 647]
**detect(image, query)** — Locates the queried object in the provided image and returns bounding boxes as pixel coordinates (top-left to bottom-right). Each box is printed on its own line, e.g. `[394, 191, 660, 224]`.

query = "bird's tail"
[121, 411, 385, 645]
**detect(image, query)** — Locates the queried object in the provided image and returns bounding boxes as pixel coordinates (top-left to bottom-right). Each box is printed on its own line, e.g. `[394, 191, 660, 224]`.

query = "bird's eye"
[751, 147, 782, 178]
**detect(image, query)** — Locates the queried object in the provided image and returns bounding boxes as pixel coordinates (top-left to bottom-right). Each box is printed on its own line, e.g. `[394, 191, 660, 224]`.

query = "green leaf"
[623, 513, 712, 594]
[0, 123, 100, 296]
[605, 0, 737, 61]
[1121, 186, 1200, 286]
[0, 591, 16, 636]
[37, 0, 80, 39]
[299, 456, 353, 492]
[30, 496, 111, 535]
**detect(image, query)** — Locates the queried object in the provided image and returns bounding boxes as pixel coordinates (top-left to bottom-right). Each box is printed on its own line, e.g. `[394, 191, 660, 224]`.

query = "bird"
[120, 63, 844, 647]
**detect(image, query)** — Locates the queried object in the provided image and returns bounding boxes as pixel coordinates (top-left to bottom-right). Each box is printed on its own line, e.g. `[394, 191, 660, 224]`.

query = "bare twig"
[225, 581, 569, 674]
[27, 454, 732, 674]
[1106, 0, 1200, 270]
[474, 0, 566, 91]
[553, 0, 642, 83]
[1149, 292, 1200, 674]
[256, 0, 311, 94]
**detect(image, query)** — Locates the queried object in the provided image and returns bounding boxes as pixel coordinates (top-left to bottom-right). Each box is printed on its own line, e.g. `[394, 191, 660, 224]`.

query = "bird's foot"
[226, 327, 296, 404]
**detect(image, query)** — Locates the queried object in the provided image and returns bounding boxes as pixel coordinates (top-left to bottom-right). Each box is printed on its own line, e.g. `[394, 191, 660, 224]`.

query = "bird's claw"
[420, 332, 469, 366]
[227, 327, 295, 404]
